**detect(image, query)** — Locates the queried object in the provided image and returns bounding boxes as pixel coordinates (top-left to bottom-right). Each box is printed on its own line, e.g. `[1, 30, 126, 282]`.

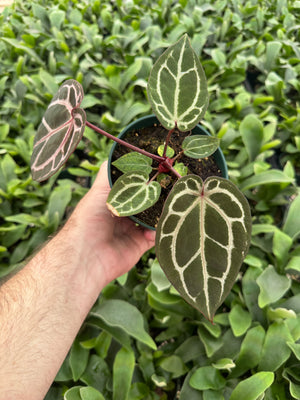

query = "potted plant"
[30, 34, 252, 321]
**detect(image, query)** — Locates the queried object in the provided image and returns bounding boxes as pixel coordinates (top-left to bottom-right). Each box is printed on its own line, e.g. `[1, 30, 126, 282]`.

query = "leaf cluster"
[1, 0, 300, 399]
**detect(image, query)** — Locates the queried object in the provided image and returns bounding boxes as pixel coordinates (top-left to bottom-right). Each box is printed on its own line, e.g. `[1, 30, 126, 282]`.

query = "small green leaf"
[232, 326, 265, 378]
[159, 355, 188, 378]
[285, 256, 300, 272]
[257, 265, 291, 308]
[230, 372, 274, 400]
[157, 144, 175, 157]
[283, 194, 300, 240]
[107, 171, 161, 217]
[174, 162, 188, 176]
[189, 366, 226, 390]
[229, 304, 252, 337]
[151, 258, 171, 292]
[240, 114, 264, 161]
[287, 342, 300, 360]
[156, 175, 251, 321]
[91, 300, 157, 350]
[258, 321, 293, 371]
[272, 230, 293, 269]
[113, 347, 135, 400]
[80, 387, 105, 400]
[240, 169, 294, 191]
[70, 339, 89, 381]
[182, 135, 219, 159]
[147, 34, 208, 131]
[112, 152, 152, 174]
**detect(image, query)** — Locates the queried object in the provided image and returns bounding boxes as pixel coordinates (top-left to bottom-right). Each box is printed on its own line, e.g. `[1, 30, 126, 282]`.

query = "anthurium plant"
[30, 34, 251, 321]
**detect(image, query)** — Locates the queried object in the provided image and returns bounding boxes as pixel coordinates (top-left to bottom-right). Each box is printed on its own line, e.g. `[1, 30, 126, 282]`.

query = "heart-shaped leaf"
[147, 34, 208, 132]
[156, 175, 252, 321]
[182, 135, 220, 159]
[107, 171, 161, 217]
[31, 79, 86, 182]
[112, 152, 153, 174]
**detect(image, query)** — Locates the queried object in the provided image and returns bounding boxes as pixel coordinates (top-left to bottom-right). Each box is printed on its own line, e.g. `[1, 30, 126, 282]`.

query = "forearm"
[0, 223, 103, 400]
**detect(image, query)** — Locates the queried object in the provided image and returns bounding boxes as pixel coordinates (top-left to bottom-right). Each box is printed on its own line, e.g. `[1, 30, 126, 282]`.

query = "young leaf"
[157, 144, 175, 158]
[182, 135, 220, 159]
[147, 34, 208, 132]
[112, 152, 152, 174]
[174, 162, 188, 176]
[156, 175, 252, 321]
[31, 79, 86, 182]
[106, 171, 161, 217]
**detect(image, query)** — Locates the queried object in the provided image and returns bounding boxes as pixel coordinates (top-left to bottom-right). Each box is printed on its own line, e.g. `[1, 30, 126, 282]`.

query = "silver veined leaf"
[112, 152, 153, 174]
[107, 171, 161, 217]
[147, 34, 208, 132]
[182, 135, 220, 159]
[31, 79, 86, 182]
[156, 175, 252, 321]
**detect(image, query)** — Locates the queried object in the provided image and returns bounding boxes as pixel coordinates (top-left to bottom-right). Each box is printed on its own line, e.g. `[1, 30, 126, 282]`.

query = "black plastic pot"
[108, 115, 228, 230]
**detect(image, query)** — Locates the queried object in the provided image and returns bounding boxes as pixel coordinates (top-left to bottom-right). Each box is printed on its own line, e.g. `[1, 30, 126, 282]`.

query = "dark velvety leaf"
[147, 34, 208, 131]
[31, 79, 86, 182]
[156, 175, 252, 321]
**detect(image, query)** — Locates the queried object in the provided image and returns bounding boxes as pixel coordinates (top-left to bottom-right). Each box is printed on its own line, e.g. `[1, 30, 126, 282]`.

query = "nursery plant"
[30, 34, 251, 321]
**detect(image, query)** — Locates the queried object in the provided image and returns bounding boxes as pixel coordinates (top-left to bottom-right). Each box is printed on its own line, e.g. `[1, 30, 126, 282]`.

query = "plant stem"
[163, 127, 175, 157]
[86, 121, 163, 163]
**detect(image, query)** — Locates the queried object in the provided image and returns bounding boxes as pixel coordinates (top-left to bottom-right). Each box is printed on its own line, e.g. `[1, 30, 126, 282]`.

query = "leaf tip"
[106, 202, 120, 217]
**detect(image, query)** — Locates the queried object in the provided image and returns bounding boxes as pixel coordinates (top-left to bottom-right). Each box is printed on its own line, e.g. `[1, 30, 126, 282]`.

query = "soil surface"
[110, 123, 222, 228]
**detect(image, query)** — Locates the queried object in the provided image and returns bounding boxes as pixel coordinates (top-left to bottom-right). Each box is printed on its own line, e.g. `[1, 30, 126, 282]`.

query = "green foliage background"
[0, 0, 299, 399]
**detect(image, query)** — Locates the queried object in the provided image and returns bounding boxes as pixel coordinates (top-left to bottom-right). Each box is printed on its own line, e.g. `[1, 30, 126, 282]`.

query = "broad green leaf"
[230, 372, 274, 400]
[112, 152, 152, 174]
[257, 265, 291, 308]
[287, 342, 300, 360]
[69, 339, 89, 381]
[157, 144, 175, 157]
[189, 366, 226, 390]
[182, 135, 220, 159]
[232, 326, 265, 378]
[197, 326, 223, 357]
[272, 230, 293, 269]
[283, 194, 300, 239]
[147, 34, 208, 131]
[285, 256, 300, 272]
[240, 114, 264, 162]
[156, 175, 251, 321]
[268, 307, 296, 321]
[159, 355, 188, 378]
[91, 299, 156, 350]
[258, 321, 293, 371]
[240, 169, 294, 191]
[48, 185, 72, 225]
[64, 386, 82, 400]
[113, 347, 135, 400]
[229, 304, 252, 337]
[107, 171, 161, 217]
[31, 80, 86, 182]
[212, 358, 235, 370]
[80, 387, 105, 400]
[151, 258, 171, 292]
[80, 355, 110, 396]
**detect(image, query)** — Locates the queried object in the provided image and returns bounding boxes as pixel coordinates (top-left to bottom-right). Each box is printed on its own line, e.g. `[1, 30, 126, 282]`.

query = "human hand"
[66, 161, 156, 290]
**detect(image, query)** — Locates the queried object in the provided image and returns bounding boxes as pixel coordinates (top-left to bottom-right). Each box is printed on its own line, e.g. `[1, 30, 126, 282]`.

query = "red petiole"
[86, 121, 182, 178]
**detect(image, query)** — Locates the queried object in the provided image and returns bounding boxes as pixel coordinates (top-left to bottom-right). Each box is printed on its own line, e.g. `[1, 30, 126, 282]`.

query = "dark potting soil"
[110, 124, 222, 228]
